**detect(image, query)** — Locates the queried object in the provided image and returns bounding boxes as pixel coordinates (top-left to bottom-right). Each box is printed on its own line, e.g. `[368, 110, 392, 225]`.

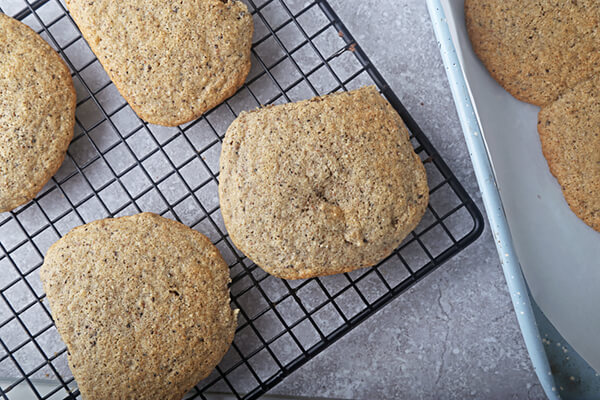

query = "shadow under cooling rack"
[0, 0, 484, 399]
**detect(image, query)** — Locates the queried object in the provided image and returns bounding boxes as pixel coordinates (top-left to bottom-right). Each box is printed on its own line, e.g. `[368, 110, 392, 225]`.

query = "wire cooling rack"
[0, 0, 484, 399]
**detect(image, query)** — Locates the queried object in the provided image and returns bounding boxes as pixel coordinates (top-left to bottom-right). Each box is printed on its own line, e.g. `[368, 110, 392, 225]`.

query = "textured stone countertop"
[273, 1, 545, 399]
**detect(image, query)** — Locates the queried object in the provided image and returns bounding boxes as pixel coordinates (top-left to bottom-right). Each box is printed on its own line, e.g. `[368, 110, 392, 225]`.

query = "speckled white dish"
[429, 0, 600, 394]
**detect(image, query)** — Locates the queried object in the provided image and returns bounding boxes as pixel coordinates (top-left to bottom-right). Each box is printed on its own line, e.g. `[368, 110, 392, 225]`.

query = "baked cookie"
[465, 0, 600, 106]
[40, 213, 237, 399]
[219, 86, 429, 279]
[0, 13, 76, 213]
[538, 76, 600, 231]
[65, 0, 253, 126]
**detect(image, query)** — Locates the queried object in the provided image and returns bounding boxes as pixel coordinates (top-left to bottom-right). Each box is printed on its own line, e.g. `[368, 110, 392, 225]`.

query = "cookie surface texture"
[219, 86, 429, 279]
[65, 0, 253, 126]
[538, 77, 600, 231]
[0, 13, 76, 213]
[40, 213, 237, 400]
[465, 0, 600, 106]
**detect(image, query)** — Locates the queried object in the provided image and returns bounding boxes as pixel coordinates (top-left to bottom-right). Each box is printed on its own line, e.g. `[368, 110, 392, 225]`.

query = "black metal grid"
[0, 0, 484, 399]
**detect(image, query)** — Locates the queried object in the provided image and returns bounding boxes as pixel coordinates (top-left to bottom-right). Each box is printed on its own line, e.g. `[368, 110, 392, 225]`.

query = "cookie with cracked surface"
[465, 0, 600, 106]
[40, 213, 237, 400]
[538, 76, 600, 231]
[65, 0, 253, 126]
[219, 86, 429, 279]
[0, 13, 76, 213]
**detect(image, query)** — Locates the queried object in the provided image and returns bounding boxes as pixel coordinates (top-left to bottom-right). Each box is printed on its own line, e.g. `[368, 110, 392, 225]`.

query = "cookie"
[538, 76, 600, 231]
[465, 0, 600, 106]
[40, 213, 237, 399]
[219, 86, 429, 279]
[0, 13, 76, 213]
[65, 0, 253, 126]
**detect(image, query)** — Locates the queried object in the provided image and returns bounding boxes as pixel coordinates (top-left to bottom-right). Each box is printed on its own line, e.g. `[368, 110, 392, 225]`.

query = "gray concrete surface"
[272, 1, 546, 399]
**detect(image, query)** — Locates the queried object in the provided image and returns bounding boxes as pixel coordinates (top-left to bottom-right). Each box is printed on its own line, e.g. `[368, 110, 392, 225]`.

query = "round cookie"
[40, 213, 237, 399]
[219, 86, 429, 279]
[538, 76, 600, 232]
[65, 0, 254, 126]
[465, 0, 600, 106]
[0, 13, 76, 213]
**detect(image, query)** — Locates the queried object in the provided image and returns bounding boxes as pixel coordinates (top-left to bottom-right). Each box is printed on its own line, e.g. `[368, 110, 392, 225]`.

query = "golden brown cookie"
[219, 86, 429, 279]
[40, 213, 237, 399]
[538, 76, 600, 231]
[65, 0, 253, 126]
[465, 0, 600, 106]
[0, 13, 76, 213]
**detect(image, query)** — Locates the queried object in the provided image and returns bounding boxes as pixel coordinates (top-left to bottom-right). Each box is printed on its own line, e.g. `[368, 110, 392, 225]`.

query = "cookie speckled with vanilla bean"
[465, 0, 600, 106]
[466, 0, 600, 231]
[40, 213, 237, 400]
[64, 0, 253, 126]
[0, 13, 76, 213]
[219, 86, 429, 279]
[538, 76, 600, 231]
